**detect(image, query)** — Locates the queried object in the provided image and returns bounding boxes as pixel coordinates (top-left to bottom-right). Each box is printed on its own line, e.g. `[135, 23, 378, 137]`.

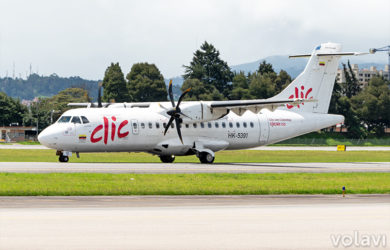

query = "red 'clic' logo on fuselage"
[91, 116, 129, 144]
[286, 86, 313, 109]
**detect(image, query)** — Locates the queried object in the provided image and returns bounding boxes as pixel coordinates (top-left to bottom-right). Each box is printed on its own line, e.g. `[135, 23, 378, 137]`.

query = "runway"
[0, 161, 389, 173]
[1, 144, 390, 151]
[0, 195, 389, 249]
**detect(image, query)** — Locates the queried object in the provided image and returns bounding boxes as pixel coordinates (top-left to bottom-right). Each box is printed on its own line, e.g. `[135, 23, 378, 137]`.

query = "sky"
[0, 0, 389, 80]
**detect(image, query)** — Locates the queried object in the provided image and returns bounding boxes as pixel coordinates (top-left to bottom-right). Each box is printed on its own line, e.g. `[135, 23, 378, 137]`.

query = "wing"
[210, 98, 316, 116]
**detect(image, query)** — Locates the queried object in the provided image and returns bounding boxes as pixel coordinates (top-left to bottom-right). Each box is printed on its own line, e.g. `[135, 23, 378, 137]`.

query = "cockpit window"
[71, 116, 82, 124]
[58, 116, 71, 123]
[81, 116, 89, 124]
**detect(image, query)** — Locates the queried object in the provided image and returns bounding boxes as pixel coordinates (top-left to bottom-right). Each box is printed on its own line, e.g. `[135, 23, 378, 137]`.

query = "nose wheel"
[59, 155, 69, 162]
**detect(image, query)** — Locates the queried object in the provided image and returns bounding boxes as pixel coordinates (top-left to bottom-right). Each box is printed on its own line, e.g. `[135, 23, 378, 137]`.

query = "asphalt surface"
[1, 144, 390, 151]
[0, 195, 389, 250]
[0, 161, 389, 173]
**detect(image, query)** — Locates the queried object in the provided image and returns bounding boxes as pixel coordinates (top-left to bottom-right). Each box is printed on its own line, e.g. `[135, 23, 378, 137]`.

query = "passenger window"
[81, 116, 89, 124]
[222, 122, 226, 128]
[71, 116, 81, 124]
[200, 122, 204, 128]
[193, 123, 197, 128]
[243, 122, 247, 128]
[133, 123, 138, 129]
[229, 122, 233, 128]
[58, 116, 71, 123]
[171, 123, 174, 128]
[141, 123, 145, 129]
[208, 122, 212, 128]
[156, 122, 160, 129]
[215, 122, 219, 128]
[236, 122, 240, 128]
[185, 124, 189, 128]
[163, 123, 167, 128]
[250, 122, 254, 128]
[148, 122, 153, 129]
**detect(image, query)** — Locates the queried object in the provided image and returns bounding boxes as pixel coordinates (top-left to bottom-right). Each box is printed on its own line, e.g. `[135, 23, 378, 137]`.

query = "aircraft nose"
[38, 129, 50, 146]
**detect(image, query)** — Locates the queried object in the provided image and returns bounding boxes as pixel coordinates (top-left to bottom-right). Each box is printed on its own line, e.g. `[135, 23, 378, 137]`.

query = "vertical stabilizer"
[272, 42, 342, 113]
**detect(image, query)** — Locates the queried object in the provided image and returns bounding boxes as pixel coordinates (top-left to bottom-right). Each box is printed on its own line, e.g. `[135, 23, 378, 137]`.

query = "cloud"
[0, 0, 389, 80]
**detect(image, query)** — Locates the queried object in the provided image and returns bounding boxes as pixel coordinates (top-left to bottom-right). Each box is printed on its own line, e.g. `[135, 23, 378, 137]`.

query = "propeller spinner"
[163, 80, 191, 144]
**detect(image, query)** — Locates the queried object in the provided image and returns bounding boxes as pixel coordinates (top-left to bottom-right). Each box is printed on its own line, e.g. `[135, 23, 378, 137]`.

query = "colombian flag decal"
[79, 134, 87, 140]
[319, 61, 325, 66]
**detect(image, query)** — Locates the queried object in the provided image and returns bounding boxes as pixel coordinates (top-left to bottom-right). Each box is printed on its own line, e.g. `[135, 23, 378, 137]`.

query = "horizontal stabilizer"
[289, 52, 368, 58]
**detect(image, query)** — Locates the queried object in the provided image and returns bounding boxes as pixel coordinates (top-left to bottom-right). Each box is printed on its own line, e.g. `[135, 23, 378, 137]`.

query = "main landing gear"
[159, 155, 175, 163]
[198, 152, 215, 164]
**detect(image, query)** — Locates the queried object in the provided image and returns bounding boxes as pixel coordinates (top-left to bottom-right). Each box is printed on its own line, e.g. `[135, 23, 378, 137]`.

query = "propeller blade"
[159, 103, 168, 110]
[168, 80, 175, 107]
[178, 112, 192, 120]
[164, 116, 175, 136]
[177, 88, 191, 107]
[174, 118, 183, 144]
[98, 82, 103, 108]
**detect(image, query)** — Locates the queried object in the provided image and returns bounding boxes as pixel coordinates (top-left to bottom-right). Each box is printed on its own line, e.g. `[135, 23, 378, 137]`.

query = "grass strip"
[0, 149, 389, 163]
[0, 172, 389, 196]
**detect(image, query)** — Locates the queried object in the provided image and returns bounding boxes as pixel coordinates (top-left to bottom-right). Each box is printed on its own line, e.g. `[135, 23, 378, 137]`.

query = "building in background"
[0, 126, 37, 142]
[336, 64, 390, 86]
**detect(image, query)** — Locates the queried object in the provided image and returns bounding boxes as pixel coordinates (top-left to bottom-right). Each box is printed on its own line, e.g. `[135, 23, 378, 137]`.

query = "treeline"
[0, 88, 90, 130]
[0, 74, 99, 100]
[329, 61, 390, 137]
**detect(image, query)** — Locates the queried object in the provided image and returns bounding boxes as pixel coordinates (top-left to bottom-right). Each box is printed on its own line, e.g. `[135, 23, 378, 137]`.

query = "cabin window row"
[139, 121, 255, 129]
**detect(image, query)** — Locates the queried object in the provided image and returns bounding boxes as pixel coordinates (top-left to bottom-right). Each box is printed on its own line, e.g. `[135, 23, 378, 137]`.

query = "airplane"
[38, 42, 367, 163]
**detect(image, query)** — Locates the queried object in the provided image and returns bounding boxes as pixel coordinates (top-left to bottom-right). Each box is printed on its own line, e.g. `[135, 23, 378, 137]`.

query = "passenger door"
[131, 119, 139, 135]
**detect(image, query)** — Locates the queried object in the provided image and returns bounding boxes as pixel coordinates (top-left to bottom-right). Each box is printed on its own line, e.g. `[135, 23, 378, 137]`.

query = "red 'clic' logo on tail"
[286, 86, 313, 109]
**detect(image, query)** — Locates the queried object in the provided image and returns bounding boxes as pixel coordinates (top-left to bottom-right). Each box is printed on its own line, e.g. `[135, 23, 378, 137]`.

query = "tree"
[341, 60, 360, 98]
[230, 72, 252, 100]
[248, 72, 277, 99]
[102, 63, 129, 102]
[181, 79, 224, 101]
[126, 63, 167, 102]
[0, 92, 26, 126]
[258, 60, 275, 75]
[183, 41, 233, 98]
[274, 70, 292, 93]
[352, 77, 390, 136]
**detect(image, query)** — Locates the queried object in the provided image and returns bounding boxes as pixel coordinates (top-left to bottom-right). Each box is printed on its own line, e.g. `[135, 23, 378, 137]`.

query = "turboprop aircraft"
[38, 42, 366, 163]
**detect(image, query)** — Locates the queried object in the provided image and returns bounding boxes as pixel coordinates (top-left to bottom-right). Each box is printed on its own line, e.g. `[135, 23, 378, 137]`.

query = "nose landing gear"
[57, 151, 71, 162]
[59, 154, 69, 162]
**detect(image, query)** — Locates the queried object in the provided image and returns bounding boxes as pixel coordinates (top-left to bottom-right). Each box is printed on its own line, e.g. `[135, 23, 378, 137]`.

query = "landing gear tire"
[199, 152, 214, 164]
[59, 155, 69, 162]
[160, 155, 175, 163]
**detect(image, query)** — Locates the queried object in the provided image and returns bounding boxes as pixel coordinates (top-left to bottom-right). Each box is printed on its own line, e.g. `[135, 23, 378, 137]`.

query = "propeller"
[163, 80, 191, 144]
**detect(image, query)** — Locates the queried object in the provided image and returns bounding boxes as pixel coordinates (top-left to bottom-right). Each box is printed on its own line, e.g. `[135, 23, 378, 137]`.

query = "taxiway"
[0, 195, 389, 250]
[0, 161, 389, 173]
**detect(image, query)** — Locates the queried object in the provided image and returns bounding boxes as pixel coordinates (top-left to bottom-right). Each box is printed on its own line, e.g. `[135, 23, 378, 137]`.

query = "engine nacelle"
[179, 102, 229, 123]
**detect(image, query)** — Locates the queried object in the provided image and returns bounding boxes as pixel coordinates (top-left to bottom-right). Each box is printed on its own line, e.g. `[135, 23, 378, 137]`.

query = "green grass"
[275, 132, 390, 146]
[0, 172, 388, 195]
[0, 149, 389, 163]
[17, 141, 41, 145]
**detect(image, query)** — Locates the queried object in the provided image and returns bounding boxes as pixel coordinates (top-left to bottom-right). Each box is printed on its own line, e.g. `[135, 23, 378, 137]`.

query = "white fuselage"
[38, 102, 343, 156]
